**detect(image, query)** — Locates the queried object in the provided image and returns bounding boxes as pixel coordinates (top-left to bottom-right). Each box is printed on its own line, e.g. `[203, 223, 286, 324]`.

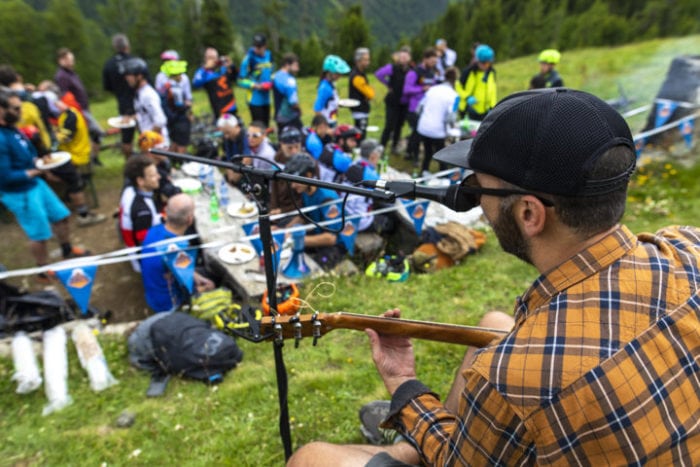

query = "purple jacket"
[54, 67, 90, 110]
[403, 65, 439, 113]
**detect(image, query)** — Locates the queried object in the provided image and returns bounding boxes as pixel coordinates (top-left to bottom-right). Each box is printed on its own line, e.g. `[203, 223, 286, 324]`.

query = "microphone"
[363, 179, 478, 212]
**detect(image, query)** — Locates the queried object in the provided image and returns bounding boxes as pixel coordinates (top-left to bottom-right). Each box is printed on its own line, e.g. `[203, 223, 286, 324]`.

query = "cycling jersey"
[238, 48, 273, 106]
[314, 79, 339, 125]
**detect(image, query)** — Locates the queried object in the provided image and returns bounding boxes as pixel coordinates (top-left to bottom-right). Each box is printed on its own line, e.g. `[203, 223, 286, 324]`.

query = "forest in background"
[1, 0, 699, 98]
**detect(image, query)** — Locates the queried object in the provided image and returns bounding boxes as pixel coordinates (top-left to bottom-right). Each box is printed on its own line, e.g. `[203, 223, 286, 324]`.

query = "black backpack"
[0, 281, 76, 338]
[149, 312, 243, 384]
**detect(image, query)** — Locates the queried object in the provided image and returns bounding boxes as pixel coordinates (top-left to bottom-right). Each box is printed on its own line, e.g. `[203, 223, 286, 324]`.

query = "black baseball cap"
[435, 88, 636, 197]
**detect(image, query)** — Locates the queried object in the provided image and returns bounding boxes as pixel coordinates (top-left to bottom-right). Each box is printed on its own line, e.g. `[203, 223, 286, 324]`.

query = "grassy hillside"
[2, 35, 700, 466]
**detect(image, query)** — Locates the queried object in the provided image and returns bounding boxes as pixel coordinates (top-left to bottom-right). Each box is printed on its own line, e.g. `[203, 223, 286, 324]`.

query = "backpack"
[149, 312, 243, 384]
[0, 281, 76, 337]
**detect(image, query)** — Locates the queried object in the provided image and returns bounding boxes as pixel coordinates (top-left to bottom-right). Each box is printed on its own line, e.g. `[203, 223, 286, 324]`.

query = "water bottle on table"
[219, 179, 230, 208]
[209, 192, 220, 221]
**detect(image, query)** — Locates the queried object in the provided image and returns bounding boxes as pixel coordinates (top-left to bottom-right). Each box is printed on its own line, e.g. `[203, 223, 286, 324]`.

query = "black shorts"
[121, 127, 136, 145]
[168, 115, 192, 146]
[49, 161, 84, 194]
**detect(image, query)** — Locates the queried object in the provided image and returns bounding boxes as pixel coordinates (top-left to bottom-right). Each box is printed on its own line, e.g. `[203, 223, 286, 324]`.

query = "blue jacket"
[0, 126, 38, 192]
[238, 48, 273, 106]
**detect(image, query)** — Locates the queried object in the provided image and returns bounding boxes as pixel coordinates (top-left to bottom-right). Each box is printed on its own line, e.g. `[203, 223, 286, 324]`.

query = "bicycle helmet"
[253, 33, 267, 47]
[279, 126, 302, 144]
[138, 130, 165, 152]
[322, 55, 351, 74]
[283, 153, 316, 176]
[334, 124, 361, 141]
[122, 57, 148, 76]
[475, 44, 495, 63]
[160, 60, 187, 77]
[538, 49, 561, 65]
[160, 49, 180, 61]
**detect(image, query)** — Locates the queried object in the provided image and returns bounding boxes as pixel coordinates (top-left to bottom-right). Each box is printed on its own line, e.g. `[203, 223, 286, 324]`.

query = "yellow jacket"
[56, 108, 91, 166]
[19, 101, 51, 150]
[456, 66, 497, 116]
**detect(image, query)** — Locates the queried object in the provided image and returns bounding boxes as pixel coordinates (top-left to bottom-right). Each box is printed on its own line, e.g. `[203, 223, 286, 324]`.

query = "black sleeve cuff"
[387, 379, 439, 420]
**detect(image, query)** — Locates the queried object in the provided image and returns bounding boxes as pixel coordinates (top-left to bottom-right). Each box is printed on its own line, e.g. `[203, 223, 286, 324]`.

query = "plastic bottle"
[209, 192, 220, 221]
[206, 169, 215, 191]
[219, 179, 230, 208]
[198, 165, 207, 185]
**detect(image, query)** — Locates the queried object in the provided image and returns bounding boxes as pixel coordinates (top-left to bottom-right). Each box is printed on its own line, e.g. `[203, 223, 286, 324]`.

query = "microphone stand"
[152, 148, 394, 460]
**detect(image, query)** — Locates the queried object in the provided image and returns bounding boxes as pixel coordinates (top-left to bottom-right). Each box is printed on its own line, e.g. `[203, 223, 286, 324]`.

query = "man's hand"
[366, 308, 417, 395]
[194, 272, 215, 293]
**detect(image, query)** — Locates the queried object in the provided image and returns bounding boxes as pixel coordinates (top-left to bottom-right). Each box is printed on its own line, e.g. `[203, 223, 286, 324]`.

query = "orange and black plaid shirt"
[390, 225, 700, 465]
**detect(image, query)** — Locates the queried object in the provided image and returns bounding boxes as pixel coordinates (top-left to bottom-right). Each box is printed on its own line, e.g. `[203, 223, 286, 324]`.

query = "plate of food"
[181, 162, 209, 178]
[36, 151, 71, 170]
[218, 242, 256, 265]
[227, 201, 258, 219]
[172, 178, 202, 194]
[107, 116, 136, 129]
[338, 98, 361, 108]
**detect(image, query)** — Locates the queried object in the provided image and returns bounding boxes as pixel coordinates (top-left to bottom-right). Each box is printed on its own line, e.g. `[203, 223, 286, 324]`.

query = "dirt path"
[0, 175, 151, 324]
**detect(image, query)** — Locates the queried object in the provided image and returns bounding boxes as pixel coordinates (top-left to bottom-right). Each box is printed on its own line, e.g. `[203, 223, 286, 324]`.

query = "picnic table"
[172, 165, 321, 302]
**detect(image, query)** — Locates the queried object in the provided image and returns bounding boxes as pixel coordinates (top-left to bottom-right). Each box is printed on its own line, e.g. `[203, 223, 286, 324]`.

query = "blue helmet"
[475, 44, 495, 63]
[322, 55, 351, 74]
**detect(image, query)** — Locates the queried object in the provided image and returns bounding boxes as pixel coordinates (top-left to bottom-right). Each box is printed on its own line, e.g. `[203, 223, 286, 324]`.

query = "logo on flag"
[401, 200, 430, 235]
[338, 218, 360, 255]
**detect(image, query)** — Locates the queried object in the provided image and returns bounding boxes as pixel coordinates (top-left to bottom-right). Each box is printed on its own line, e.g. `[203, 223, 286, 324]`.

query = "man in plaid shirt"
[288, 89, 700, 466]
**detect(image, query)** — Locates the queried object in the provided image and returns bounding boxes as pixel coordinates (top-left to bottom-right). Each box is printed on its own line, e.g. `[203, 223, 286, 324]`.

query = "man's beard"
[491, 200, 532, 265]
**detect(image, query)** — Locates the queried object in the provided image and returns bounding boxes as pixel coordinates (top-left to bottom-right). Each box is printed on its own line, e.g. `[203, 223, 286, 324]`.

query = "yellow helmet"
[160, 60, 188, 77]
[138, 130, 165, 152]
[538, 49, 561, 65]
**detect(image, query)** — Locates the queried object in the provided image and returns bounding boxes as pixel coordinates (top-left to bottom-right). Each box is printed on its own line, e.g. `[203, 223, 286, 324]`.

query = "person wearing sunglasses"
[288, 88, 700, 466]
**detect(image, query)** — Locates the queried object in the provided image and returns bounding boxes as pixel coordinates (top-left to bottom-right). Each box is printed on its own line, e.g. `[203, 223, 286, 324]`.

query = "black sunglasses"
[459, 174, 555, 207]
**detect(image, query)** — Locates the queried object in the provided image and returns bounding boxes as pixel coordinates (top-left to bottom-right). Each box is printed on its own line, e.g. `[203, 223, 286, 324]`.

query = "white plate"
[227, 201, 258, 219]
[338, 98, 361, 108]
[107, 116, 136, 129]
[181, 162, 209, 178]
[172, 178, 202, 193]
[366, 125, 380, 132]
[36, 151, 71, 170]
[218, 243, 256, 265]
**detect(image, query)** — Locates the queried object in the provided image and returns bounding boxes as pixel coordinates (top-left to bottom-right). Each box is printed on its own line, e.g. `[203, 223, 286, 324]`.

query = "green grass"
[3, 35, 700, 466]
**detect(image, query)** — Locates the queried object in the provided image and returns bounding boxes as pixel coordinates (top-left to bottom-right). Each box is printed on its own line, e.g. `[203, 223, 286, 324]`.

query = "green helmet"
[322, 55, 351, 74]
[538, 49, 561, 65]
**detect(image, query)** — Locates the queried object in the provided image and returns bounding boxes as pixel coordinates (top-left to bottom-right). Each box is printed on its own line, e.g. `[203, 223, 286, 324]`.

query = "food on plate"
[239, 203, 255, 214]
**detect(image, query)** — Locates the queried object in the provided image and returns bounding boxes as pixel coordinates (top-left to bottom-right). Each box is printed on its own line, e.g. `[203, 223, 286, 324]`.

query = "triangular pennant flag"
[321, 200, 343, 231]
[680, 118, 694, 149]
[402, 200, 430, 235]
[162, 243, 195, 294]
[654, 99, 678, 128]
[242, 221, 263, 256]
[338, 218, 360, 255]
[634, 137, 646, 159]
[55, 265, 97, 316]
[270, 231, 286, 271]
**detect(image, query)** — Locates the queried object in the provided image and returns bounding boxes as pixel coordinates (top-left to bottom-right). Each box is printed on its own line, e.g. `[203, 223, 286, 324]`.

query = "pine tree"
[328, 4, 372, 66]
[200, 0, 234, 55]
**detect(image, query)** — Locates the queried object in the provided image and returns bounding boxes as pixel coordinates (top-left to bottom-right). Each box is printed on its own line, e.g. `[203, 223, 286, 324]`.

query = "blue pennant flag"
[654, 100, 678, 128]
[449, 169, 465, 185]
[266, 231, 286, 271]
[680, 118, 694, 149]
[321, 200, 343, 231]
[55, 265, 97, 316]
[162, 243, 195, 294]
[338, 218, 360, 255]
[402, 199, 430, 235]
[634, 137, 646, 159]
[242, 221, 263, 256]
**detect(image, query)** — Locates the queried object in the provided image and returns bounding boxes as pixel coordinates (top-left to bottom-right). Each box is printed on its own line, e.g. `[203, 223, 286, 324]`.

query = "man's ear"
[515, 195, 548, 237]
